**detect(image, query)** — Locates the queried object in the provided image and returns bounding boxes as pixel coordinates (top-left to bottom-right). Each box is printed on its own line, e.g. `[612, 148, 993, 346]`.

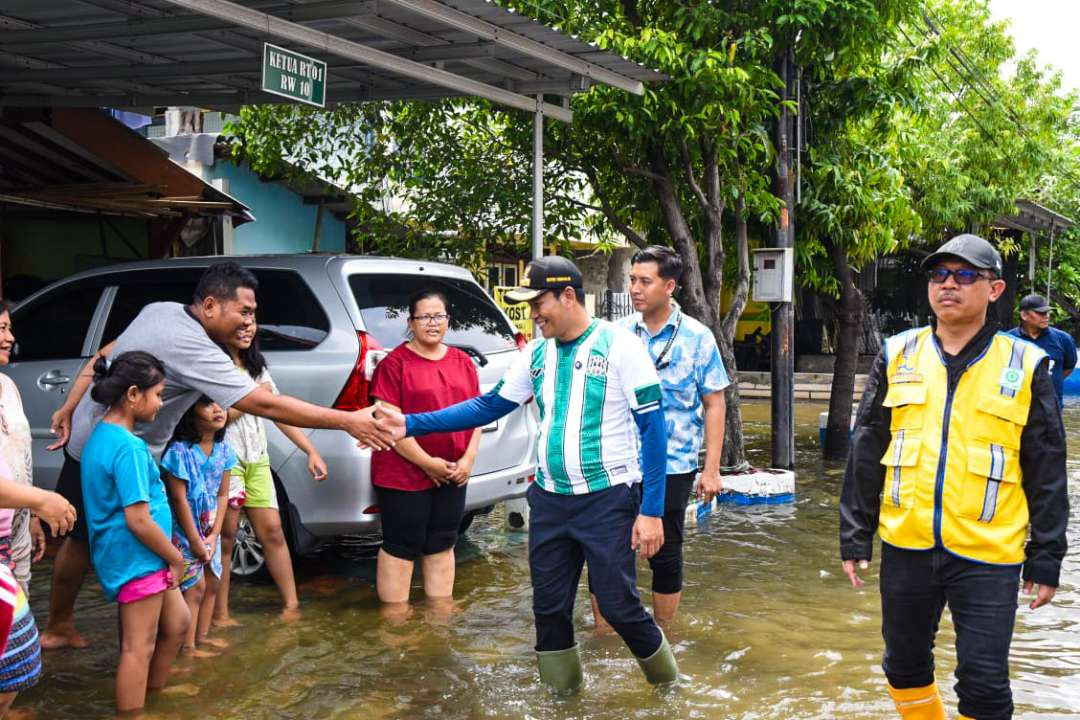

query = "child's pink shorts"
[117, 568, 171, 604]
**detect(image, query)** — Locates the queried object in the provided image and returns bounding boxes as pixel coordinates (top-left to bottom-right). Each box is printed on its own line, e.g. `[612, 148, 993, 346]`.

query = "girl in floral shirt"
[162, 397, 236, 656]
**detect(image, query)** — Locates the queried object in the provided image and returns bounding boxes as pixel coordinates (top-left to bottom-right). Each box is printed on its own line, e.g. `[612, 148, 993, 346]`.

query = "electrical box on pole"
[752, 248, 794, 303]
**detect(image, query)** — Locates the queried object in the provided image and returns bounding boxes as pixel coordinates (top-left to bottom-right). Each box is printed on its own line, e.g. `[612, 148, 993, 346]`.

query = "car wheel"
[231, 513, 266, 578]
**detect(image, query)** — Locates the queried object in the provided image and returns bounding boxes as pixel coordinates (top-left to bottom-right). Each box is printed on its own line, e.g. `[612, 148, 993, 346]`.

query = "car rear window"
[348, 273, 516, 352]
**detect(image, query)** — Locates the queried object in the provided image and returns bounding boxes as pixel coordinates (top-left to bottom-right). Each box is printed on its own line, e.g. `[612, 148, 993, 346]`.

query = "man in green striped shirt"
[390, 257, 677, 693]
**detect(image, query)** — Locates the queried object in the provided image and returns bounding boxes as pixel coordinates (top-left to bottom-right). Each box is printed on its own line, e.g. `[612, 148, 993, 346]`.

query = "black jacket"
[839, 321, 1069, 587]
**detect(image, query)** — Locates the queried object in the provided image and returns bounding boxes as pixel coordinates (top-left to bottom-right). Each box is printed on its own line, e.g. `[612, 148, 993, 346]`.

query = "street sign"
[261, 43, 326, 108]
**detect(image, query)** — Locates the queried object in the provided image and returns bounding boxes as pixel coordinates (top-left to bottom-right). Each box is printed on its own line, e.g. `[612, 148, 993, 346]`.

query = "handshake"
[343, 402, 407, 451]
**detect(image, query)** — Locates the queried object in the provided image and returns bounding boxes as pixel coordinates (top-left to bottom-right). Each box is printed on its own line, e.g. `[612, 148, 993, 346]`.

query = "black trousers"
[880, 543, 1021, 720]
[528, 483, 662, 658]
[647, 472, 695, 594]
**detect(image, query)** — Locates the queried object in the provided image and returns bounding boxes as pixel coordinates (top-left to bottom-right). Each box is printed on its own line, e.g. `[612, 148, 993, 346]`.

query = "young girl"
[80, 351, 189, 715]
[215, 325, 327, 624]
[162, 397, 236, 656]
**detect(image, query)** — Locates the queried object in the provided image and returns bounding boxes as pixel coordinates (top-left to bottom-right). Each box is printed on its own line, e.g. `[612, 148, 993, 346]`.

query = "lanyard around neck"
[637, 312, 682, 369]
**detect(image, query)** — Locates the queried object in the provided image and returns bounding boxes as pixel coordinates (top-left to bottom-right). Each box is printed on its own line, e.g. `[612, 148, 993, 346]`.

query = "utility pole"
[532, 95, 544, 262]
[771, 46, 796, 469]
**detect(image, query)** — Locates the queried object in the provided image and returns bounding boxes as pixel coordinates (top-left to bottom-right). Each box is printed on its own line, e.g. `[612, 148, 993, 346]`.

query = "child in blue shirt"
[162, 396, 236, 656]
[81, 351, 189, 715]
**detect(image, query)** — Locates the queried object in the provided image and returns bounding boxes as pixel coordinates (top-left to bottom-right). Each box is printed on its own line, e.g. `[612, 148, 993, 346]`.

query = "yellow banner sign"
[493, 286, 533, 342]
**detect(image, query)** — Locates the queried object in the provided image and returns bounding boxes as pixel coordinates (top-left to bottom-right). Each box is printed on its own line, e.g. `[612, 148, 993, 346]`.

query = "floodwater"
[18, 400, 1080, 719]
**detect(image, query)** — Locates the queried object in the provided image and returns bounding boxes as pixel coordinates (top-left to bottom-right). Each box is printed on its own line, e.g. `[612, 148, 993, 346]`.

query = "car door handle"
[37, 371, 72, 390]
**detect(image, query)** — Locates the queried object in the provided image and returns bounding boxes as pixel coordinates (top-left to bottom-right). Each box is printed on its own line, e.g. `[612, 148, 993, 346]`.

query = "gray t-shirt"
[68, 302, 258, 461]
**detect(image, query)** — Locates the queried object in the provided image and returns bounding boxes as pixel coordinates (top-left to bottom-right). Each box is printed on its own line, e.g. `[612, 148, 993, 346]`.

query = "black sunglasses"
[927, 267, 993, 285]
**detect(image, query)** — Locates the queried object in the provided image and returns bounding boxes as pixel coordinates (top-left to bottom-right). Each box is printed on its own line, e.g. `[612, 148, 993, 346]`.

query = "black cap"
[921, 233, 1003, 277]
[504, 256, 583, 303]
[1018, 294, 1051, 313]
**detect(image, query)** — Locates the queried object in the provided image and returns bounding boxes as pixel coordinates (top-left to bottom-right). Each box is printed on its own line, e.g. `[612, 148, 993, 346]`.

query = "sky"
[987, 0, 1080, 92]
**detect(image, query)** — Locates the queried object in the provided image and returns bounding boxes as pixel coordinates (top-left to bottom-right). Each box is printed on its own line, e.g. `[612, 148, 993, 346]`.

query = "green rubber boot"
[636, 633, 678, 684]
[536, 644, 584, 695]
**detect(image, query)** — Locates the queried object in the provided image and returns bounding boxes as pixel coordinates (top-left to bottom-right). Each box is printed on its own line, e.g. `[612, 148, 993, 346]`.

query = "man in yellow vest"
[839, 234, 1068, 720]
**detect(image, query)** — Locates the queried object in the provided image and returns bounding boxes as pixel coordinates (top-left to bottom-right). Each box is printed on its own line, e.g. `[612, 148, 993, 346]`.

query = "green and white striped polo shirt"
[496, 319, 662, 495]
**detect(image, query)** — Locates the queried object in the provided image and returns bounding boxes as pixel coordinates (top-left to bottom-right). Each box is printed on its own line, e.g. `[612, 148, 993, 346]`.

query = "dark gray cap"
[921, 233, 1003, 277]
[504, 256, 584, 303]
[1018, 294, 1051, 313]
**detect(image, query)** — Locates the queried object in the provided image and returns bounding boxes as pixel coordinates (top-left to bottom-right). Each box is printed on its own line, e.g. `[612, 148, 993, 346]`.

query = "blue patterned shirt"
[621, 306, 730, 473]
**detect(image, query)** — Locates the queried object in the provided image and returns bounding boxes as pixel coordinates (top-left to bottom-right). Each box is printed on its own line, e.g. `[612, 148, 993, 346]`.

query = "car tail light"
[333, 332, 387, 411]
[527, 474, 535, 484]
[363, 505, 380, 514]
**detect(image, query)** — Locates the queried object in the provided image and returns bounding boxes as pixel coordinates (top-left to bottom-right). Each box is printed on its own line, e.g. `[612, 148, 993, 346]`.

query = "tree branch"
[703, 136, 721, 212]
[553, 195, 604, 212]
[620, 163, 667, 184]
[611, 146, 668, 185]
[583, 166, 648, 248]
[678, 137, 711, 215]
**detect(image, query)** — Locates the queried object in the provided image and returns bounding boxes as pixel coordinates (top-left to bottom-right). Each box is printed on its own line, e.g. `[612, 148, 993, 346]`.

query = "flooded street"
[19, 400, 1080, 719]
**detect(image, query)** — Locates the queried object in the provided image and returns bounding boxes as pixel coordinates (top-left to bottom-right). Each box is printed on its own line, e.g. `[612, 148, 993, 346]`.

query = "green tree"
[488, 0, 923, 466]
[795, 16, 925, 459]
[803, 0, 1080, 458]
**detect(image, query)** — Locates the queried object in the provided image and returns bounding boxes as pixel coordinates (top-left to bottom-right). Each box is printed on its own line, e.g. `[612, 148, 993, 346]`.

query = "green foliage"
[224, 0, 1080, 313]
[226, 98, 598, 273]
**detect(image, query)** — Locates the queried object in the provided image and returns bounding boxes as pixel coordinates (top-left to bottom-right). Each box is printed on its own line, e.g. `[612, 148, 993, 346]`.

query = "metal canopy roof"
[0, 0, 663, 123]
[994, 199, 1076, 235]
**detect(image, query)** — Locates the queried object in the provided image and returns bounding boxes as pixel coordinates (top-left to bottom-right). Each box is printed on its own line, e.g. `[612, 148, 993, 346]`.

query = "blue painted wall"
[201, 161, 347, 254]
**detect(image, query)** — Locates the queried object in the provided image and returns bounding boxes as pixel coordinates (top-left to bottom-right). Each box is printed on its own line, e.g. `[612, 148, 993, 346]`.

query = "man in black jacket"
[839, 234, 1068, 720]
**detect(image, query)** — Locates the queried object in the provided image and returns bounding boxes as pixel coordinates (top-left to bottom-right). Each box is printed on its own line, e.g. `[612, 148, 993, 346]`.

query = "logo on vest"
[892, 354, 922, 384]
[999, 367, 1023, 393]
[892, 370, 923, 384]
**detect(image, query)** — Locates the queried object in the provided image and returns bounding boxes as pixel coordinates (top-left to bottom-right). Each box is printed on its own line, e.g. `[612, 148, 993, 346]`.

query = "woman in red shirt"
[370, 290, 481, 618]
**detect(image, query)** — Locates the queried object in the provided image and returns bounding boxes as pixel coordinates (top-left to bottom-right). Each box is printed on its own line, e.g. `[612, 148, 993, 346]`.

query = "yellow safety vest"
[879, 327, 1046, 565]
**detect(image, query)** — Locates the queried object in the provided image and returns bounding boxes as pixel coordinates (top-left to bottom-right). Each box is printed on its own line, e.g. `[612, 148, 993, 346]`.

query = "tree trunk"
[716, 196, 751, 468]
[647, 144, 717, 327]
[823, 238, 864, 461]
[578, 134, 748, 467]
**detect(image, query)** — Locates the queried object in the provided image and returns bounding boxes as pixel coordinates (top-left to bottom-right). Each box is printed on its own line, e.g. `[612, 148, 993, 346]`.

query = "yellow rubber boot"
[887, 682, 946, 720]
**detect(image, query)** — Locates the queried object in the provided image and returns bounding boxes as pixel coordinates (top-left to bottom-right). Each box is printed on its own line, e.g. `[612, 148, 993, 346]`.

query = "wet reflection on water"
[20, 400, 1080, 719]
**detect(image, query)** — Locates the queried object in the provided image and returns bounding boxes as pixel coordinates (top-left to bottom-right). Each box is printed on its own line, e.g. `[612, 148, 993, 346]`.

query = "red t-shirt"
[370, 344, 480, 491]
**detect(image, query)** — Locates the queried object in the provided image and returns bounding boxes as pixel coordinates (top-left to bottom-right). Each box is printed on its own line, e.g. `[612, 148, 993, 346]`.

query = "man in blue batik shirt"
[591, 245, 731, 626]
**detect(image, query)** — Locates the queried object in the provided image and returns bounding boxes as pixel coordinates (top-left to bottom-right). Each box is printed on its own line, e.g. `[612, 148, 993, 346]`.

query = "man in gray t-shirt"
[66, 301, 257, 460]
[40, 262, 395, 650]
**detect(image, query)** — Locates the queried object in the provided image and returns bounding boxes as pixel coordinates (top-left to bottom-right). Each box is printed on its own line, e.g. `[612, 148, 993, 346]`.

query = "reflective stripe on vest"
[878, 328, 1045, 565]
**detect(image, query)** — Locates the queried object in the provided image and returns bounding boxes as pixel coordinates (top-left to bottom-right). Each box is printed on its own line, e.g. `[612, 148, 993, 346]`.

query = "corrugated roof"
[0, 107, 253, 221]
[0, 0, 664, 121]
[994, 199, 1076, 234]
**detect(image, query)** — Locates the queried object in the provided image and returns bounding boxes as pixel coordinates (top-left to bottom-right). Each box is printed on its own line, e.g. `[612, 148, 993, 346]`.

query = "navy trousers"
[880, 543, 1022, 720]
[527, 482, 662, 659]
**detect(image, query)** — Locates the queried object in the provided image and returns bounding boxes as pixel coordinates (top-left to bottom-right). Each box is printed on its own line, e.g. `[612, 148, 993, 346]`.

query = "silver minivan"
[6, 255, 536, 574]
